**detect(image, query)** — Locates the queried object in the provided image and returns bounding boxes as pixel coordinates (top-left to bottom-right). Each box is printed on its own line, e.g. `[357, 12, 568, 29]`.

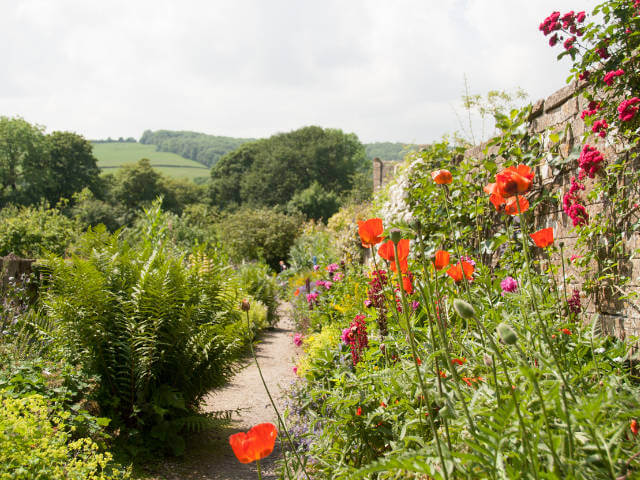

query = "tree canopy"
[209, 126, 367, 217]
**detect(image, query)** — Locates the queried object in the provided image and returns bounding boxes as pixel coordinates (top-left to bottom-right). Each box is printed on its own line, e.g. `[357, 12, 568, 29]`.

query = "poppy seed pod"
[453, 299, 476, 319]
[389, 228, 402, 244]
[240, 299, 251, 312]
[497, 323, 518, 345]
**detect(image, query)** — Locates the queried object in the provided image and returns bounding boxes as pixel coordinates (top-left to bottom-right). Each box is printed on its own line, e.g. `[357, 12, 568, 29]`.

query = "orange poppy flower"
[358, 218, 384, 248]
[530, 227, 554, 248]
[446, 261, 474, 282]
[504, 196, 530, 215]
[495, 164, 534, 198]
[378, 239, 410, 273]
[631, 419, 639, 436]
[402, 275, 413, 294]
[434, 250, 450, 270]
[229, 423, 277, 464]
[431, 169, 453, 185]
[483, 182, 506, 211]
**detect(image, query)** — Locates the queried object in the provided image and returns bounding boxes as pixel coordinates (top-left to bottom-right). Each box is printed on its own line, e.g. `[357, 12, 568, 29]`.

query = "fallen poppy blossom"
[431, 169, 453, 185]
[358, 218, 384, 248]
[229, 423, 278, 464]
[434, 250, 450, 270]
[530, 227, 554, 248]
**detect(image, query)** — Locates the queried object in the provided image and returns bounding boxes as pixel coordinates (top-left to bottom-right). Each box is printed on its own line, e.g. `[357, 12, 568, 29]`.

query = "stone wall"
[376, 82, 640, 337]
[373, 157, 400, 191]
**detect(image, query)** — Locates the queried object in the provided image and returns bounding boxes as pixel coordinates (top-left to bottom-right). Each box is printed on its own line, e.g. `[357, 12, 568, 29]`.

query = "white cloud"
[0, 0, 599, 143]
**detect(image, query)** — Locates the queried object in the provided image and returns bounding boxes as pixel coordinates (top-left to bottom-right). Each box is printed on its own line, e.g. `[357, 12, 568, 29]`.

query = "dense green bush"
[218, 207, 303, 270]
[0, 203, 82, 257]
[41, 225, 254, 455]
[288, 222, 339, 271]
[236, 262, 280, 326]
[0, 392, 130, 479]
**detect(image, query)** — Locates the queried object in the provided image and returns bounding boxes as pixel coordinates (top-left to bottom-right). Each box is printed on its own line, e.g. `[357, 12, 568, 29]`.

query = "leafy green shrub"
[288, 222, 338, 271]
[237, 263, 279, 326]
[0, 392, 129, 479]
[0, 204, 81, 257]
[218, 207, 303, 270]
[286, 181, 340, 221]
[41, 226, 253, 455]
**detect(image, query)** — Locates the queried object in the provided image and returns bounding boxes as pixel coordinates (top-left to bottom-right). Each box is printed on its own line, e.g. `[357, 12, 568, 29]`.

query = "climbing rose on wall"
[618, 97, 640, 122]
[578, 145, 604, 178]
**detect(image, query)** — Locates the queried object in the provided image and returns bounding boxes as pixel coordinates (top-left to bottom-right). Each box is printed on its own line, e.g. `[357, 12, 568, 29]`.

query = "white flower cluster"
[377, 152, 426, 227]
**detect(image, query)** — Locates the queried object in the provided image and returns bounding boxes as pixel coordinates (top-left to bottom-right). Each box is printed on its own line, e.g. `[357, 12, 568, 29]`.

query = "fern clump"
[41, 224, 252, 455]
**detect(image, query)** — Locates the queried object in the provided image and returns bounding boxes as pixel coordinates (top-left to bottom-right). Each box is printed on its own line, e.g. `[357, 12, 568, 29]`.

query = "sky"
[0, 0, 600, 144]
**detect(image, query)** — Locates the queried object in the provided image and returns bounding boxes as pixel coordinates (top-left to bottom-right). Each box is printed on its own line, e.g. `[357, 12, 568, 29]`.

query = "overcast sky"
[0, 1, 599, 144]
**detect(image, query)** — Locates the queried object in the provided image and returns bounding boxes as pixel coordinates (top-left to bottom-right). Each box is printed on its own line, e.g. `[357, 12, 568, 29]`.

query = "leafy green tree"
[111, 158, 165, 210]
[41, 131, 100, 203]
[287, 181, 340, 221]
[210, 126, 366, 211]
[0, 117, 46, 205]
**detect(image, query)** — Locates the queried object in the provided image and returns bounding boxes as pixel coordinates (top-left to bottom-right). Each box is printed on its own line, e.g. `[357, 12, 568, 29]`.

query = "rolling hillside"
[92, 142, 210, 181]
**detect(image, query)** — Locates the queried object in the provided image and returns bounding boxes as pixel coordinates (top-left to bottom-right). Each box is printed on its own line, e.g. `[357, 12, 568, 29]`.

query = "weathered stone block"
[544, 82, 577, 113]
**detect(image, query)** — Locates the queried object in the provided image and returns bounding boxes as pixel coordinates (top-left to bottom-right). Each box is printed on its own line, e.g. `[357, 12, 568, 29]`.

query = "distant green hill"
[91, 142, 210, 181]
[139, 130, 254, 168]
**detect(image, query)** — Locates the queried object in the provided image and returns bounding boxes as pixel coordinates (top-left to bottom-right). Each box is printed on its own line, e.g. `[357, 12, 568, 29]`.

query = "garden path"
[145, 303, 300, 480]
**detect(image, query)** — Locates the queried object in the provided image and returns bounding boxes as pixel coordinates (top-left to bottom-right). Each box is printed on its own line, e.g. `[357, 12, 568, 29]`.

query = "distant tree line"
[364, 142, 418, 161]
[92, 137, 137, 143]
[140, 130, 254, 168]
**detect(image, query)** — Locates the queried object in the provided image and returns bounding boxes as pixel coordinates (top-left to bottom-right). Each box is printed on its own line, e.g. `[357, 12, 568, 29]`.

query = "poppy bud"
[483, 354, 493, 367]
[379, 343, 386, 352]
[497, 323, 518, 345]
[453, 298, 476, 319]
[389, 228, 402, 245]
[240, 299, 251, 312]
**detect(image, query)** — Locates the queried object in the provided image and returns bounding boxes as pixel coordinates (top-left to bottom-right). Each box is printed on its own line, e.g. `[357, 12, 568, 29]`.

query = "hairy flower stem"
[559, 244, 569, 308]
[480, 322, 537, 478]
[439, 185, 487, 352]
[392, 243, 449, 480]
[419, 256, 477, 437]
[560, 385, 576, 478]
[245, 311, 309, 480]
[514, 343, 564, 472]
[256, 459, 262, 480]
[515, 196, 575, 398]
[417, 272, 453, 453]
[543, 247, 563, 319]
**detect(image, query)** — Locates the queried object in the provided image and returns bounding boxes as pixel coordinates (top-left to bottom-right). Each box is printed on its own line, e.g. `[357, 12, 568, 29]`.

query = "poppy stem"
[256, 459, 262, 480]
[245, 311, 310, 480]
[392, 241, 450, 480]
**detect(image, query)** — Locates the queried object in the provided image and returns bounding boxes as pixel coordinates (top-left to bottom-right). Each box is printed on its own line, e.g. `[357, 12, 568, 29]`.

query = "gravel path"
[143, 303, 300, 480]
